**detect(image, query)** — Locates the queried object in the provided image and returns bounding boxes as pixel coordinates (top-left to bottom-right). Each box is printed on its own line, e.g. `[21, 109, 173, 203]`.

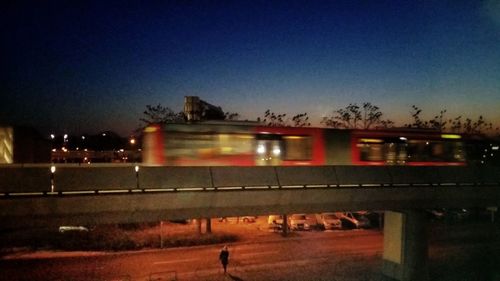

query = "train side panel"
[143, 123, 255, 166]
[142, 125, 166, 165]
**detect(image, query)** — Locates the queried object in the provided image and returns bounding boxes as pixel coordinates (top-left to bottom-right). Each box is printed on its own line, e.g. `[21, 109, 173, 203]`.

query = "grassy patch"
[1, 223, 239, 252]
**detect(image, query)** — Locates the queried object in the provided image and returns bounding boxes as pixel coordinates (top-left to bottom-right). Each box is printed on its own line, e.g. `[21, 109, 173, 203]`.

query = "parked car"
[268, 215, 284, 225]
[339, 212, 371, 229]
[427, 208, 470, 222]
[268, 215, 286, 231]
[446, 208, 470, 221]
[427, 209, 446, 220]
[353, 212, 373, 228]
[363, 211, 384, 228]
[58, 225, 89, 233]
[320, 213, 342, 230]
[219, 216, 257, 223]
[241, 216, 257, 223]
[290, 214, 310, 230]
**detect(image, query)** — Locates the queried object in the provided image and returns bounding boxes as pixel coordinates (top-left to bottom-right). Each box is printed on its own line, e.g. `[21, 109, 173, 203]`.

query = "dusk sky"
[2, 0, 500, 136]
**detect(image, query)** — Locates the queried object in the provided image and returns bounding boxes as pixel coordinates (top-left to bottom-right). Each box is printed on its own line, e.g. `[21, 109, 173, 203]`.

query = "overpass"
[1, 164, 500, 281]
[1, 164, 499, 227]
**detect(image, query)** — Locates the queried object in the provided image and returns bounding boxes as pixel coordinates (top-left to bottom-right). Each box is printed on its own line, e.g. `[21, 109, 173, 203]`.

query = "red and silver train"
[142, 122, 468, 166]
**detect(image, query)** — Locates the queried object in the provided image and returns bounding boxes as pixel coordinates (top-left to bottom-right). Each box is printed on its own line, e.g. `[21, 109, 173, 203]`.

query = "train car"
[349, 129, 465, 166]
[142, 122, 467, 166]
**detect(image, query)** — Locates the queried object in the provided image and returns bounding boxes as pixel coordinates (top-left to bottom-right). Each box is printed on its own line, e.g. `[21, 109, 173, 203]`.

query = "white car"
[58, 225, 89, 233]
[268, 215, 285, 231]
[268, 215, 284, 225]
[320, 213, 342, 230]
[290, 214, 310, 231]
[220, 216, 257, 223]
[340, 212, 371, 229]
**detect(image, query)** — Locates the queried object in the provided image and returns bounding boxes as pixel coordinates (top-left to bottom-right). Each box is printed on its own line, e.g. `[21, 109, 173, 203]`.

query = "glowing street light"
[50, 165, 56, 193]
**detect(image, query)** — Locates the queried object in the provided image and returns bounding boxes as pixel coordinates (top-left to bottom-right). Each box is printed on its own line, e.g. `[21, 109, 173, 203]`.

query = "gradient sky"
[2, 0, 500, 136]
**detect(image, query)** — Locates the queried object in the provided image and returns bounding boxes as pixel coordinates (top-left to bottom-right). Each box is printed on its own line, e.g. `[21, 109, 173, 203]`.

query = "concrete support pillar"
[206, 218, 212, 233]
[382, 210, 428, 281]
[282, 214, 288, 237]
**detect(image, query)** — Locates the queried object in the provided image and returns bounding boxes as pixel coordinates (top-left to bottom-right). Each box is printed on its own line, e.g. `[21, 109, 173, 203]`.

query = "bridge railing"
[0, 164, 499, 196]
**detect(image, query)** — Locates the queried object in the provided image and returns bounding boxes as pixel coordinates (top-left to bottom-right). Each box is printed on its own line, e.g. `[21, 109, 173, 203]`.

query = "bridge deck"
[0, 165, 499, 229]
[1, 164, 499, 194]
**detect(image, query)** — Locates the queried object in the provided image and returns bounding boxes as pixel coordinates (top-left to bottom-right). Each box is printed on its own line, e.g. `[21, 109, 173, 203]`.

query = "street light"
[50, 166, 56, 193]
[135, 165, 140, 189]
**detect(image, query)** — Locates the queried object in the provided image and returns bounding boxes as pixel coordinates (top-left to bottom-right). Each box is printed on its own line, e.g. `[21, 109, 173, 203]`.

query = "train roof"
[152, 122, 462, 135]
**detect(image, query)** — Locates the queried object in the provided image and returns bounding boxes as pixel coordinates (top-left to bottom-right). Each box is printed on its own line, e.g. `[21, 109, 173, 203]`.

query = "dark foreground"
[2, 220, 500, 281]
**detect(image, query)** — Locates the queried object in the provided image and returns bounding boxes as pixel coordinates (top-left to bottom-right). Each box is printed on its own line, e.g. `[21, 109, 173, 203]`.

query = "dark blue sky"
[2, 0, 500, 136]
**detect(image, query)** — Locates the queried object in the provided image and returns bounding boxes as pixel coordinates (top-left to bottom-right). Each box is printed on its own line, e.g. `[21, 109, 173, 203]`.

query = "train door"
[385, 141, 408, 165]
[255, 135, 283, 166]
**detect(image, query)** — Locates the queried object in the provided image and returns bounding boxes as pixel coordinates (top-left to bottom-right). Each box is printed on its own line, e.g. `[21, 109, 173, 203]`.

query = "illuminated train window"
[358, 138, 465, 163]
[358, 139, 384, 162]
[165, 132, 253, 159]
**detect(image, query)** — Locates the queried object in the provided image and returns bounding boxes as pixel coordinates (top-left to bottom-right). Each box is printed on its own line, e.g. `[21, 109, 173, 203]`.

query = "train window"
[358, 139, 407, 164]
[358, 139, 384, 161]
[407, 140, 465, 162]
[386, 143, 397, 164]
[216, 134, 253, 155]
[283, 136, 312, 160]
[164, 132, 253, 161]
[359, 143, 384, 161]
[385, 143, 408, 164]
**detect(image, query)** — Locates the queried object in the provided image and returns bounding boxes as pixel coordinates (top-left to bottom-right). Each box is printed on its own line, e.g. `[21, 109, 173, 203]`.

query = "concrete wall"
[0, 165, 499, 229]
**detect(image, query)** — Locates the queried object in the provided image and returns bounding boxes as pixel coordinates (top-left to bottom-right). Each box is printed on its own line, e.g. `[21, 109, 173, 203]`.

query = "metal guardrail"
[0, 164, 499, 196]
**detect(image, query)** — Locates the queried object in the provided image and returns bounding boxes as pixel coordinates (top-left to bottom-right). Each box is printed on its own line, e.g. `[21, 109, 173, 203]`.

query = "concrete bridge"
[1, 164, 499, 281]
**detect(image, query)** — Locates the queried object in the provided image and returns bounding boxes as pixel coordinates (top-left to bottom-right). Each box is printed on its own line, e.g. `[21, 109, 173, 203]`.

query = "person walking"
[219, 245, 229, 274]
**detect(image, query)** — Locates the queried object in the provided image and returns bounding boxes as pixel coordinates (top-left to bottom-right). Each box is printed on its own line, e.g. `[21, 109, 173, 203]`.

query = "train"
[141, 121, 492, 166]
